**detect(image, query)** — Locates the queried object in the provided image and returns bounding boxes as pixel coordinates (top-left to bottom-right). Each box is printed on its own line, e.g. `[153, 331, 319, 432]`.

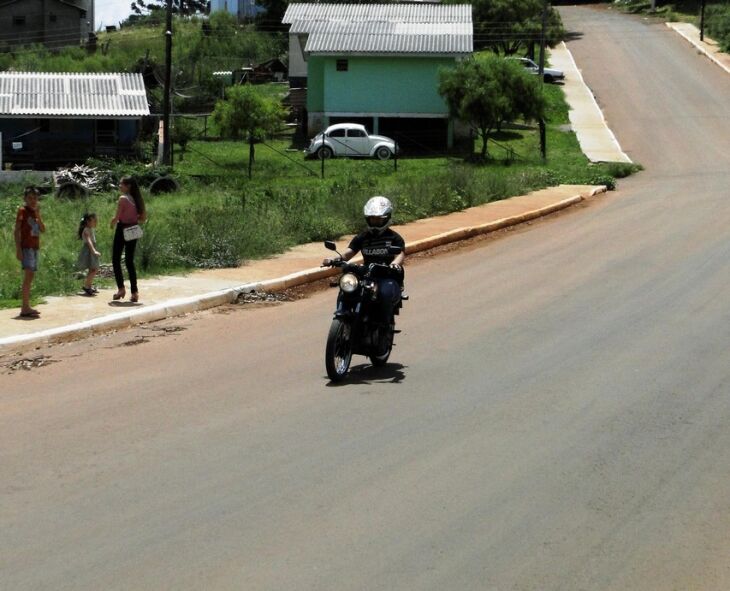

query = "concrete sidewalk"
[667, 22, 730, 75]
[551, 42, 632, 164]
[0, 185, 605, 353]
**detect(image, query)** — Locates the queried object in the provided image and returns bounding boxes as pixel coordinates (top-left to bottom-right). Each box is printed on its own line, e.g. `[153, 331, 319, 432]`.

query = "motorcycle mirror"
[324, 240, 337, 251]
[388, 245, 402, 255]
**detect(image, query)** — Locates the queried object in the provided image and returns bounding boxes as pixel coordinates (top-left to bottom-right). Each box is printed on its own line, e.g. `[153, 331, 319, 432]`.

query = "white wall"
[288, 34, 308, 80]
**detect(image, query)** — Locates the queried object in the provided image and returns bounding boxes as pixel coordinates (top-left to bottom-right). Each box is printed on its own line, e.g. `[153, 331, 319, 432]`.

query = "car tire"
[375, 146, 392, 161]
[317, 146, 333, 160]
[544, 74, 554, 83]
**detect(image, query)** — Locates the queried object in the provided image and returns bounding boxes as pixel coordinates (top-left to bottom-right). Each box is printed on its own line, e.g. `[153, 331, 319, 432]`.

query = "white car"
[306, 124, 397, 160]
[510, 57, 565, 83]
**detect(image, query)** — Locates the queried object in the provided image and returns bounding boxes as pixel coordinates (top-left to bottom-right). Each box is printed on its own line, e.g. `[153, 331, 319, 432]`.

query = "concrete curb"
[0, 186, 607, 356]
[667, 23, 730, 75]
[558, 42, 633, 164]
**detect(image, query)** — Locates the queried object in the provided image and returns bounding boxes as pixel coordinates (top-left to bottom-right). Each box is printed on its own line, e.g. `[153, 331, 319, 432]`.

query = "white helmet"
[364, 196, 393, 234]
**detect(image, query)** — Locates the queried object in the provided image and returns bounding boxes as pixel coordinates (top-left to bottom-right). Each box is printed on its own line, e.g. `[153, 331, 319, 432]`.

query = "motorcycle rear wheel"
[326, 319, 353, 381]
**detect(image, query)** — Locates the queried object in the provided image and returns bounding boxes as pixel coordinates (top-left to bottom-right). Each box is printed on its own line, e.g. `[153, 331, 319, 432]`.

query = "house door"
[95, 120, 117, 155]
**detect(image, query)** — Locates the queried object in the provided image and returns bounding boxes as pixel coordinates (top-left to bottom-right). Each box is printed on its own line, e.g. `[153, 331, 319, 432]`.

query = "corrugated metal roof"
[0, 72, 149, 118]
[302, 21, 472, 54]
[284, 3, 472, 55]
[283, 3, 472, 24]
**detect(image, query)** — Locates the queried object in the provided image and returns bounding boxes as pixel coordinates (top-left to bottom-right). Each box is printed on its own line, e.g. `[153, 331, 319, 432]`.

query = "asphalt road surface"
[2, 7, 729, 590]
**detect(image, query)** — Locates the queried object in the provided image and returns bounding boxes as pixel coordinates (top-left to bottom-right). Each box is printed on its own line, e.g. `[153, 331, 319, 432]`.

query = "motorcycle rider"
[323, 196, 405, 320]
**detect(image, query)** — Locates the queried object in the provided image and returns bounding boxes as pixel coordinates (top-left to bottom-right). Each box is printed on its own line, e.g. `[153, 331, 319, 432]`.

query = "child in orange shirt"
[14, 186, 46, 317]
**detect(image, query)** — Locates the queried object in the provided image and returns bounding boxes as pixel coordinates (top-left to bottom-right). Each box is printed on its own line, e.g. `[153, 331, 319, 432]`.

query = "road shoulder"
[666, 22, 730, 75]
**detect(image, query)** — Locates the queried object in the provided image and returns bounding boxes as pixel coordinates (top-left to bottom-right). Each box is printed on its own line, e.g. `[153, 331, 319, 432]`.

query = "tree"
[211, 85, 286, 177]
[438, 55, 545, 159]
[131, 0, 210, 17]
[467, 0, 564, 55]
[171, 117, 197, 161]
[256, 0, 289, 30]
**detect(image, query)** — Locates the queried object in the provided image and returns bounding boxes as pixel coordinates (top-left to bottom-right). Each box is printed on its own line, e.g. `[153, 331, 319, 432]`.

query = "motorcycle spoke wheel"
[326, 319, 353, 381]
[370, 324, 394, 366]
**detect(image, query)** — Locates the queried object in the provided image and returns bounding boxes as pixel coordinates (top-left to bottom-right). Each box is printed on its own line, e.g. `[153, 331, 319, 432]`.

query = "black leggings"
[113, 224, 138, 293]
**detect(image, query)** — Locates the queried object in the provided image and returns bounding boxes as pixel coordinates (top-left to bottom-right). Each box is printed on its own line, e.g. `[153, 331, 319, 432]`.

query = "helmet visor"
[366, 215, 389, 228]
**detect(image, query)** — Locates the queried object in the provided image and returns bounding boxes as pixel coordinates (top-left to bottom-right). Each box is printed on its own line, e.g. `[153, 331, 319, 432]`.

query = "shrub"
[706, 4, 730, 52]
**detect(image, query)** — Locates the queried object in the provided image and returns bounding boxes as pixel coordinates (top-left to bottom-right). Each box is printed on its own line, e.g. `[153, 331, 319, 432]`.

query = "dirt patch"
[146, 325, 187, 335]
[236, 291, 292, 305]
[4, 355, 59, 373]
[215, 284, 334, 315]
[121, 337, 149, 347]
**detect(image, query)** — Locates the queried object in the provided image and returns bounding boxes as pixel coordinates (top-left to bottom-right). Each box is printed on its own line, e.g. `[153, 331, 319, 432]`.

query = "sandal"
[82, 287, 95, 296]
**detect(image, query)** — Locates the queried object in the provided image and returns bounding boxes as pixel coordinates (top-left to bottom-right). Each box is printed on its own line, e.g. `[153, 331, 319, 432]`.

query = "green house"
[283, 4, 473, 150]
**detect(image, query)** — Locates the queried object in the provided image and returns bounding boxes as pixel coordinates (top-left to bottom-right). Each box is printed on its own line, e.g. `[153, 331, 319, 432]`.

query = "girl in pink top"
[110, 176, 146, 303]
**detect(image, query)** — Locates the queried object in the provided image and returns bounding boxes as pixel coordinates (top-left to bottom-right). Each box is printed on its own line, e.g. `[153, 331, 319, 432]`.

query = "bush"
[706, 4, 730, 52]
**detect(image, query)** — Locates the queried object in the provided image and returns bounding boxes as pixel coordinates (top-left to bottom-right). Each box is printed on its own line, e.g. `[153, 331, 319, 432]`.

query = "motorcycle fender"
[334, 299, 356, 320]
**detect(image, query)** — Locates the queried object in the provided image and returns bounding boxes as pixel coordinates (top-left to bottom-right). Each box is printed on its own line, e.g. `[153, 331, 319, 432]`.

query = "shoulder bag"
[123, 224, 144, 242]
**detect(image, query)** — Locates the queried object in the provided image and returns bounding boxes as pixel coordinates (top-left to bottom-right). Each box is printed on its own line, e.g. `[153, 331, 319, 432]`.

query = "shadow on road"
[326, 362, 407, 387]
[564, 31, 585, 42]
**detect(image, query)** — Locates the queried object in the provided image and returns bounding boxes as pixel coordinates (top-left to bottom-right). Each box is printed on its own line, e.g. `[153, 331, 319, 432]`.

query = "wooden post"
[162, 0, 173, 165]
[700, 0, 706, 41]
[538, 0, 548, 161]
[248, 135, 254, 180]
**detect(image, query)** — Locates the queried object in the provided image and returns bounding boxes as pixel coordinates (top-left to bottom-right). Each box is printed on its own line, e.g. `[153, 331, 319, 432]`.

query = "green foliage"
[212, 85, 286, 140]
[131, 0, 209, 16]
[439, 55, 546, 158]
[171, 117, 197, 159]
[0, 14, 285, 110]
[256, 0, 289, 30]
[456, 0, 565, 55]
[706, 3, 730, 51]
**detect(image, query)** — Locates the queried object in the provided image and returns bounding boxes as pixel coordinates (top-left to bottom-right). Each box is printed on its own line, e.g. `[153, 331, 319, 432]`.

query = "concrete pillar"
[447, 119, 454, 150]
[373, 117, 379, 135]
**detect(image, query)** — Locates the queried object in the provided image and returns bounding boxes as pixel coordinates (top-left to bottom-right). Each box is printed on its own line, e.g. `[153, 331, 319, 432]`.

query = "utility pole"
[538, 0, 548, 160]
[700, 0, 706, 41]
[162, 0, 173, 166]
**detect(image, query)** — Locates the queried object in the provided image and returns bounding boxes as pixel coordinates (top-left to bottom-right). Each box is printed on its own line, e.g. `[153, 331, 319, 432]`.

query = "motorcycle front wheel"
[325, 319, 353, 381]
[370, 324, 394, 367]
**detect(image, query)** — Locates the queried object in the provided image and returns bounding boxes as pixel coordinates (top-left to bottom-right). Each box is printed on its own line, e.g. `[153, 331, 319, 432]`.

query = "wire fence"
[154, 113, 545, 182]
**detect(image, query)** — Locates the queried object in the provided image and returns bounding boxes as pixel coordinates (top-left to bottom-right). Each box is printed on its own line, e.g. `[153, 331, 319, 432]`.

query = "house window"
[13, 15, 26, 26]
[336, 59, 348, 72]
[79, 9, 87, 18]
[49, 13, 57, 22]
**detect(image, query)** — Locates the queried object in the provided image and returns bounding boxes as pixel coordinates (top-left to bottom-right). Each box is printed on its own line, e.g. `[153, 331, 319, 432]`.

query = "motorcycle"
[322, 240, 407, 382]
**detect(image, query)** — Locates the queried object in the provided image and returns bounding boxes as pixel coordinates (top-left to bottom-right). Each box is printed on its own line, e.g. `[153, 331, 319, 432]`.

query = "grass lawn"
[0, 83, 640, 308]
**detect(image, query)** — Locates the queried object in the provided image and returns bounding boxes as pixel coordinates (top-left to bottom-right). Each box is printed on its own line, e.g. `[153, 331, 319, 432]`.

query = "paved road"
[2, 7, 729, 590]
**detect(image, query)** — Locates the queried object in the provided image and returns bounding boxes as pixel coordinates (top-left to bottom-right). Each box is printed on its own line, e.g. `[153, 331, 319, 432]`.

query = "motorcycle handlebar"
[323, 260, 403, 280]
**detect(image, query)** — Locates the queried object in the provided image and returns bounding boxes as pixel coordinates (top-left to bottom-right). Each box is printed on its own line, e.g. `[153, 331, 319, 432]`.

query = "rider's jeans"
[377, 278, 401, 321]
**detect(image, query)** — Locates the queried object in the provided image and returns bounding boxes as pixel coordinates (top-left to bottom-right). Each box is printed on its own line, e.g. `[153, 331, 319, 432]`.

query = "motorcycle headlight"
[339, 273, 359, 293]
